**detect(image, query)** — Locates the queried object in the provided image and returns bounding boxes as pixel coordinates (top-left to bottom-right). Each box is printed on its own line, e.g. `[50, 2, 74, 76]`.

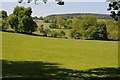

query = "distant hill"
[46, 13, 111, 19]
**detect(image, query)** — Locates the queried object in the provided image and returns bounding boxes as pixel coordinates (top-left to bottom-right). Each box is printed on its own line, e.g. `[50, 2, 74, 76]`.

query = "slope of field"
[2, 32, 118, 70]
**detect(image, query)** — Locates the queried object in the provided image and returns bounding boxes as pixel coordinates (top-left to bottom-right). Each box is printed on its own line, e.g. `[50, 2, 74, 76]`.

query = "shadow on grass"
[2, 30, 43, 37]
[2, 60, 120, 80]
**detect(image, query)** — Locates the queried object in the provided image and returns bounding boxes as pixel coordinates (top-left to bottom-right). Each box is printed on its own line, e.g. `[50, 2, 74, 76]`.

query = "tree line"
[43, 16, 108, 40]
[0, 6, 119, 41]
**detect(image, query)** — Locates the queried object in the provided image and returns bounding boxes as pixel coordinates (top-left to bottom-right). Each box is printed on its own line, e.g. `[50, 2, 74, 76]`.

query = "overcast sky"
[0, 0, 110, 17]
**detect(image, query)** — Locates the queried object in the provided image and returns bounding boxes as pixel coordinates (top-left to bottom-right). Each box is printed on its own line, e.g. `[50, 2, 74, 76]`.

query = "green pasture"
[2, 32, 118, 70]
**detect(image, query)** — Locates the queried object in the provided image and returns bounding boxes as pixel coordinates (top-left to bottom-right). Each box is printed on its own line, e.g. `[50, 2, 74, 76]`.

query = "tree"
[39, 24, 51, 36]
[77, 16, 84, 20]
[18, 0, 64, 5]
[8, 6, 37, 33]
[57, 16, 65, 28]
[51, 30, 59, 38]
[24, 7, 32, 17]
[106, 20, 118, 40]
[70, 18, 83, 39]
[70, 29, 82, 39]
[86, 22, 108, 40]
[20, 15, 37, 34]
[49, 23, 59, 29]
[107, 0, 120, 21]
[70, 16, 108, 40]
[13, 6, 25, 17]
[39, 16, 44, 20]
[70, 29, 76, 39]
[44, 19, 49, 23]
[96, 22, 108, 40]
[1, 19, 9, 30]
[0, 10, 8, 20]
[13, 6, 32, 18]
[72, 18, 82, 29]
[82, 15, 97, 30]
[41, 27, 51, 37]
[39, 24, 44, 33]
[65, 19, 72, 29]
[8, 14, 19, 32]
[0, 10, 8, 30]
[107, 0, 120, 40]
[32, 16, 38, 20]
[59, 30, 66, 37]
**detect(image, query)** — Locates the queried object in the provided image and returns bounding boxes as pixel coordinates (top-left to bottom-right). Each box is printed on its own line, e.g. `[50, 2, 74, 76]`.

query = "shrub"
[60, 30, 66, 37]
[39, 25, 51, 37]
[51, 30, 59, 38]
[49, 23, 58, 29]
[44, 19, 49, 23]
[70, 29, 82, 39]
[39, 16, 44, 20]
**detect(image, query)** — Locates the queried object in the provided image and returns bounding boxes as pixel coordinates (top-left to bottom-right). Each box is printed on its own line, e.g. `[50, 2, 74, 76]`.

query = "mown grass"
[2, 32, 118, 70]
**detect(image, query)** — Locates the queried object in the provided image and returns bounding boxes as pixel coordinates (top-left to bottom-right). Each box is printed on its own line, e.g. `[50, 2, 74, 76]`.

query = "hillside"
[45, 13, 111, 19]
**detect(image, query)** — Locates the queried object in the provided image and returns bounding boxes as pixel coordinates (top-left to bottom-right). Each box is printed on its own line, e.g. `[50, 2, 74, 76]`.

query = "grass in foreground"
[2, 32, 118, 70]
[2, 32, 119, 79]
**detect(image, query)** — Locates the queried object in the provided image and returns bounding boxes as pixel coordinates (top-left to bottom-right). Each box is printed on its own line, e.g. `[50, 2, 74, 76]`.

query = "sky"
[0, 0, 107, 2]
[0, 0, 110, 17]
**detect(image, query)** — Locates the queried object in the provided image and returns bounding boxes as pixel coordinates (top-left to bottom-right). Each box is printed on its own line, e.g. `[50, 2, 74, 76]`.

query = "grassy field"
[2, 31, 119, 79]
[2, 31, 118, 69]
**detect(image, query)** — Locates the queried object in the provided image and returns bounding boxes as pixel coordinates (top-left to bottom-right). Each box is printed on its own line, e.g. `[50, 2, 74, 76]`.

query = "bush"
[60, 30, 66, 37]
[39, 25, 51, 37]
[39, 16, 44, 20]
[51, 30, 59, 38]
[44, 19, 49, 23]
[70, 29, 82, 39]
[1, 19, 9, 30]
[49, 23, 58, 29]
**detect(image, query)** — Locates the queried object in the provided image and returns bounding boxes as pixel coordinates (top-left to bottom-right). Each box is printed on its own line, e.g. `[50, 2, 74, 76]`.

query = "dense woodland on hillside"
[45, 13, 111, 20]
[0, 6, 119, 41]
